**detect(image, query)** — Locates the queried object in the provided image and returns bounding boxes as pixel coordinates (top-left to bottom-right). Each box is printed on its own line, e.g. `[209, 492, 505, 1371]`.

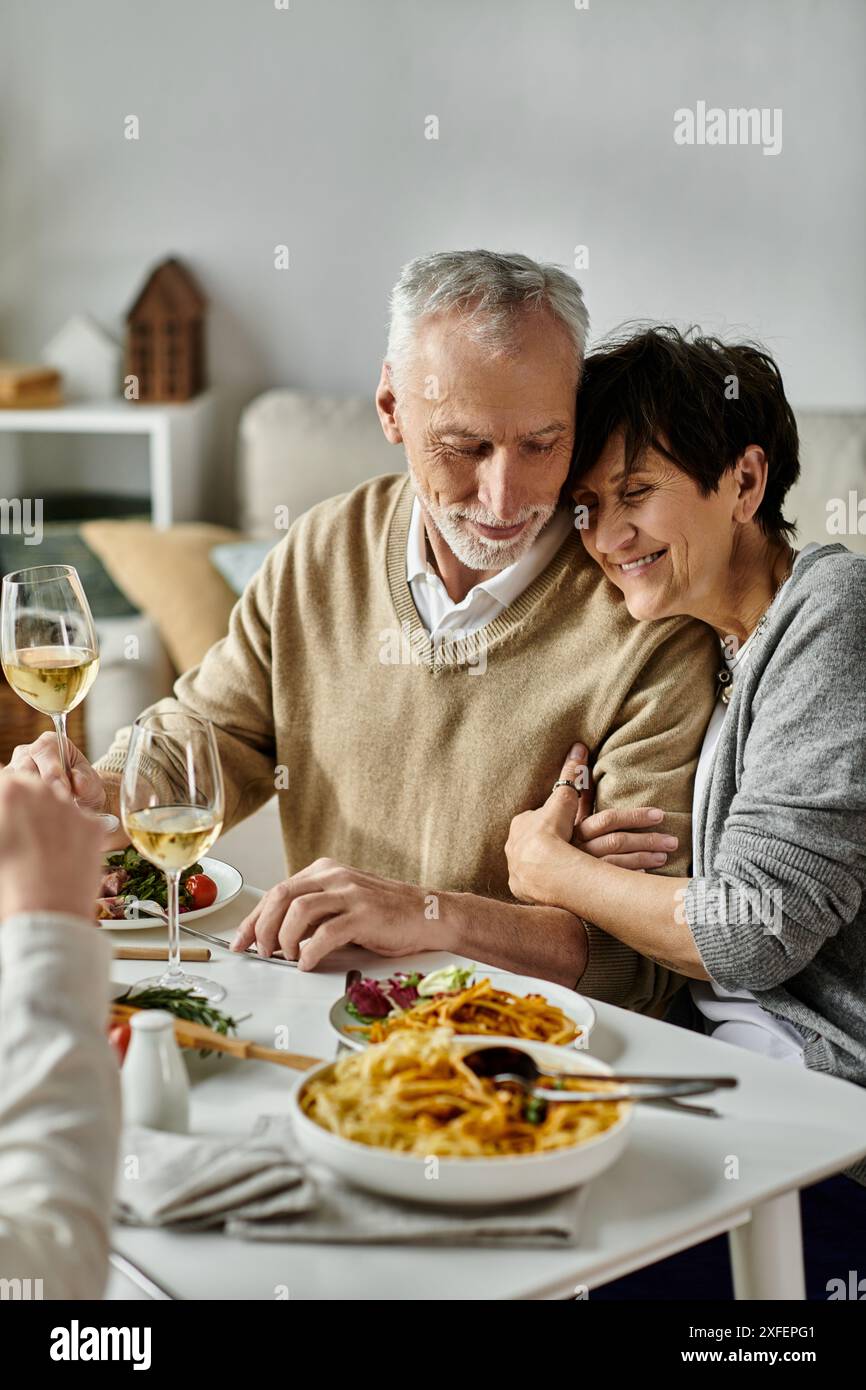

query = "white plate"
[95, 856, 243, 931]
[329, 969, 596, 1051]
[291, 1040, 632, 1207]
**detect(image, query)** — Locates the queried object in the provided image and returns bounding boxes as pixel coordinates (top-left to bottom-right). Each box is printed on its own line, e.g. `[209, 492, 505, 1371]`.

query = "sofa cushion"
[80, 520, 240, 673]
[210, 539, 275, 596]
[791, 411, 866, 555]
[238, 388, 397, 539]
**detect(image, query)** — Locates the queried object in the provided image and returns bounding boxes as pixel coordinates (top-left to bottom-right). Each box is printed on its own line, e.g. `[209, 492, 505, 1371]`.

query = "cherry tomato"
[108, 1021, 131, 1065]
[185, 873, 218, 910]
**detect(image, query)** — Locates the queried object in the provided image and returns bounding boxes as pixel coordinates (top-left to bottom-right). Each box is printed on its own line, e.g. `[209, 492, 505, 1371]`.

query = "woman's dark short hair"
[569, 325, 801, 541]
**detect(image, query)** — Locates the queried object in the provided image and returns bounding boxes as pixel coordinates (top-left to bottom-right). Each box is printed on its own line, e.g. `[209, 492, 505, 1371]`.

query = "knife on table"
[123, 897, 300, 966]
[178, 921, 299, 966]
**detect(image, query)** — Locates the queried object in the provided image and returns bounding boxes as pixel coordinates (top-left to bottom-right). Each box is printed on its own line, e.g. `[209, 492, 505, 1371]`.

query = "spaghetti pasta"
[300, 1029, 622, 1158]
[365, 977, 579, 1047]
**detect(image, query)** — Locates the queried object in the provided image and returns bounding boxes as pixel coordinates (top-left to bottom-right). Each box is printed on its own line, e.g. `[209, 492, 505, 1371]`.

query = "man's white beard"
[409, 464, 556, 571]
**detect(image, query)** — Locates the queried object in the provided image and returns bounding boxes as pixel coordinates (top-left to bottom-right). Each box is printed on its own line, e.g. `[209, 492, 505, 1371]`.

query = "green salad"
[104, 846, 204, 912]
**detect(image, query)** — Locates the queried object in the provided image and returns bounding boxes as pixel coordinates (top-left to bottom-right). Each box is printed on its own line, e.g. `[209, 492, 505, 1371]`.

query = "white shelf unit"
[0, 392, 218, 527]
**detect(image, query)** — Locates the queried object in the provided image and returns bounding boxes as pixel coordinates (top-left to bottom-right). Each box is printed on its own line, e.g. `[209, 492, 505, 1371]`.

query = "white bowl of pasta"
[290, 1030, 633, 1207]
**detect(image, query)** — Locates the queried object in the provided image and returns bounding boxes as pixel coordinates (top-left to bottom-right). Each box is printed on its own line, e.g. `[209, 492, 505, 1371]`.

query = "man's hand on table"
[231, 859, 457, 969]
[230, 858, 592, 987]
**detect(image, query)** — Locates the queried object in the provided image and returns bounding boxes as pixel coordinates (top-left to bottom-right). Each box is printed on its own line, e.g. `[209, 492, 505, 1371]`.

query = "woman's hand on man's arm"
[507, 742, 679, 896]
[506, 744, 709, 980]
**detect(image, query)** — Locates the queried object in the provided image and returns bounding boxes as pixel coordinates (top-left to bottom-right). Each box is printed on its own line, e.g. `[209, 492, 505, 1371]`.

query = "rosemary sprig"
[115, 986, 248, 1057]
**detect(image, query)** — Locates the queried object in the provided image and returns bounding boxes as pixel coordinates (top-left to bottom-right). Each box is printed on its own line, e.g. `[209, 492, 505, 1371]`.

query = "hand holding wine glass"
[1, 564, 119, 833]
[0, 774, 106, 923]
[6, 728, 109, 810]
[121, 710, 226, 1001]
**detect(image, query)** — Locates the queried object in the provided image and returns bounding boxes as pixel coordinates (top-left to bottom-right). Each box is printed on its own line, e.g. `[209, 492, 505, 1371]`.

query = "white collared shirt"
[406, 497, 573, 637]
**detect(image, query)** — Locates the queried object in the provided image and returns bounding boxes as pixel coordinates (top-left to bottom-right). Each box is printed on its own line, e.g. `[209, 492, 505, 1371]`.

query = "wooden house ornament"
[125, 258, 206, 403]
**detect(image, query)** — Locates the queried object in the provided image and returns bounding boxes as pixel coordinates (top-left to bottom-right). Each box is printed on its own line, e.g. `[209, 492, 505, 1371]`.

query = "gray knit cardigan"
[683, 543, 866, 1181]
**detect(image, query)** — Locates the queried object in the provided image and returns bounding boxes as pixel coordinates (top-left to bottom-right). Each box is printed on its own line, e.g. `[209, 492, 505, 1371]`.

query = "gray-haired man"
[10, 250, 717, 1010]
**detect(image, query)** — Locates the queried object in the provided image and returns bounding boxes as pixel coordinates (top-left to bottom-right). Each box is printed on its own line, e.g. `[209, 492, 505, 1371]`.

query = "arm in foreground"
[0, 779, 120, 1300]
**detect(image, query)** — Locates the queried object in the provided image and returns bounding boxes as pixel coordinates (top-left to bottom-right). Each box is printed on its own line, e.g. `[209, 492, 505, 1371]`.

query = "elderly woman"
[506, 327, 866, 1161]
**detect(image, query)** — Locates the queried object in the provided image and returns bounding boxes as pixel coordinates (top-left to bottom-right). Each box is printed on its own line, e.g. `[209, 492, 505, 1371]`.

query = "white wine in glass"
[1, 564, 119, 833]
[3, 645, 99, 712]
[121, 711, 225, 1001]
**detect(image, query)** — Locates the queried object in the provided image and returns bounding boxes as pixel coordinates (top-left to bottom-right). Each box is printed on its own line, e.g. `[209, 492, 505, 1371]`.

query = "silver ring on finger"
[552, 778, 581, 794]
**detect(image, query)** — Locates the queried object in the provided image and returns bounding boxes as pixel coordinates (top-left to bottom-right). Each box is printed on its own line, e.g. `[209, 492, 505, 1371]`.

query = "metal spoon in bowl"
[463, 1045, 738, 1105]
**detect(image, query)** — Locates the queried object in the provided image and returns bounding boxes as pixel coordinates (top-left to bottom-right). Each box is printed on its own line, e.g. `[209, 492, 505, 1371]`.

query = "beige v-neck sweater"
[98, 475, 718, 1012]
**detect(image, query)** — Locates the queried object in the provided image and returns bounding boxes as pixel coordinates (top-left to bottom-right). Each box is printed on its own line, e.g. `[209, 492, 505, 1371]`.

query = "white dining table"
[104, 884, 866, 1302]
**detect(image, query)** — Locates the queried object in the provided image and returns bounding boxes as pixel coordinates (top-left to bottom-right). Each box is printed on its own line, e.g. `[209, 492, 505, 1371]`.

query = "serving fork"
[464, 1044, 737, 1107]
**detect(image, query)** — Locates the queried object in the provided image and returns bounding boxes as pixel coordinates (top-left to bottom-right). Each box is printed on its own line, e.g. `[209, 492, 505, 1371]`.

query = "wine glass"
[120, 710, 225, 1002]
[1, 564, 119, 834]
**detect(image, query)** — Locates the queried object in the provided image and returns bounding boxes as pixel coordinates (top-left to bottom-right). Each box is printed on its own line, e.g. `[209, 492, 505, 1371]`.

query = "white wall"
[2, 0, 864, 515]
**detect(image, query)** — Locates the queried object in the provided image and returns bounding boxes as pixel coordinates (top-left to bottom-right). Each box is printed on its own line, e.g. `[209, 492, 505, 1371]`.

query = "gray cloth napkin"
[115, 1116, 586, 1248]
[115, 1124, 316, 1231]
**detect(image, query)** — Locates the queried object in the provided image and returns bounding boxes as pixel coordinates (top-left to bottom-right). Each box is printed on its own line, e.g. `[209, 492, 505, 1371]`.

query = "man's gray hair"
[386, 249, 589, 383]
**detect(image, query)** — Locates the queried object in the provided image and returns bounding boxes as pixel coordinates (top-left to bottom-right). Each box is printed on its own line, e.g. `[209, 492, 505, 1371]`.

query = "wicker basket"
[0, 674, 88, 765]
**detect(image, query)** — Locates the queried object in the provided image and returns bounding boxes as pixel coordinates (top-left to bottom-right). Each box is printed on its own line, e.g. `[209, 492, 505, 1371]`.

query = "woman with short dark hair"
[506, 326, 866, 1179]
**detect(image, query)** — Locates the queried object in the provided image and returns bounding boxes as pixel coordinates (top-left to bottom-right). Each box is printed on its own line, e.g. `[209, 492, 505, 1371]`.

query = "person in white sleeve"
[0, 775, 119, 1300]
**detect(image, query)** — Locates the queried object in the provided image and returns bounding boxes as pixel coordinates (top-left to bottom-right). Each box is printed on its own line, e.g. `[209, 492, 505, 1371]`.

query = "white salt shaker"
[121, 1010, 190, 1133]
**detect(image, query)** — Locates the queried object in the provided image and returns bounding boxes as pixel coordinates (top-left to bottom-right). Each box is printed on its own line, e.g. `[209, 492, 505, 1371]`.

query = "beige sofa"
[238, 389, 866, 554]
[788, 411, 866, 556]
[86, 391, 866, 889]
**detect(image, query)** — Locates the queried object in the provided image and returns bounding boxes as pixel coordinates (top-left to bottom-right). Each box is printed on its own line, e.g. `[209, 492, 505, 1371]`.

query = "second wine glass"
[121, 710, 226, 1002]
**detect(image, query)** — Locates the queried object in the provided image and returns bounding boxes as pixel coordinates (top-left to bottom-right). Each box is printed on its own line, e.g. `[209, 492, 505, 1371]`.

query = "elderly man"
[12, 250, 716, 1011]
